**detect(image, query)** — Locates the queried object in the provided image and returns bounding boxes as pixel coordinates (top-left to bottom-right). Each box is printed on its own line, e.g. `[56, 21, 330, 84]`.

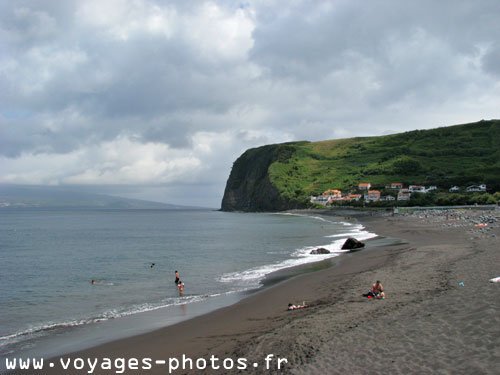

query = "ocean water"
[0, 208, 375, 361]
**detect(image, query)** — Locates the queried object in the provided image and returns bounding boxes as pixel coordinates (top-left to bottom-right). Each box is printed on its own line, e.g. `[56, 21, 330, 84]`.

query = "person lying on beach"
[288, 301, 308, 311]
[363, 280, 385, 299]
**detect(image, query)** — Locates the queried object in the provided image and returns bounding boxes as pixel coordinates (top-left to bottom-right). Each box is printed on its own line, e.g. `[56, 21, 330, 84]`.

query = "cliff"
[220, 143, 310, 211]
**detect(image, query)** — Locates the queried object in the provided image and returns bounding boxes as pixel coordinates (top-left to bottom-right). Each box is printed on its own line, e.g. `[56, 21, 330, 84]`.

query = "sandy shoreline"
[8, 208, 500, 375]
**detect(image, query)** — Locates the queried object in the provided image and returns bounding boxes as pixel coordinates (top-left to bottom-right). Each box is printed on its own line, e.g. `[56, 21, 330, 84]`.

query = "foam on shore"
[218, 220, 377, 288]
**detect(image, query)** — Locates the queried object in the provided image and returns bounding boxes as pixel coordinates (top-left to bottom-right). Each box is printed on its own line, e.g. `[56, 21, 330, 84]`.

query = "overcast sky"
[1, 0, 499, 208]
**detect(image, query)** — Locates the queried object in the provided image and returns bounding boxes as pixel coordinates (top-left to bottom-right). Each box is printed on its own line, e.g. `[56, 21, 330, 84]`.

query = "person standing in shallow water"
[175, 270, 180, 285]
[178, 280, 184, 296]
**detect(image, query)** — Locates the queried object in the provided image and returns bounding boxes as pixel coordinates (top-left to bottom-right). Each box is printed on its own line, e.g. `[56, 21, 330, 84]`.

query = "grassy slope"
[268, 120, 500, 203]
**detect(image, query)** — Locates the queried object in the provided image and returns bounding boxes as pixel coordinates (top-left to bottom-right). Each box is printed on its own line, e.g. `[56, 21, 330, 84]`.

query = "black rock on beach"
[341, 237, 365, 251]
[310, 248, 331, 255]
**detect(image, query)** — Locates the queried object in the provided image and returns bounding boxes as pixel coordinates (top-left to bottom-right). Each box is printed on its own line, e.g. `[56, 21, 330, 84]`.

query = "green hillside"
[221, 120, 500, 211]
[270, 120, 500, 203]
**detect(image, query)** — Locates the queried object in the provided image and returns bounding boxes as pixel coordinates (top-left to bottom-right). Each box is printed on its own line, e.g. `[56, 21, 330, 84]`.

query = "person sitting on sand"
[363, 280, 385, 299]
[288, 301, 308, 311]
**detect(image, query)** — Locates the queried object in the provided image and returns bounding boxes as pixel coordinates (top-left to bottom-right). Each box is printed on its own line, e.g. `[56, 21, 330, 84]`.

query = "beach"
[9, 208, 500, 375]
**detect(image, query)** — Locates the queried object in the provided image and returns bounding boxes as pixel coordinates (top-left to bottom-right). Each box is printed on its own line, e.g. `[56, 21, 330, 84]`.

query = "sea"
[0, 208, 376, 367]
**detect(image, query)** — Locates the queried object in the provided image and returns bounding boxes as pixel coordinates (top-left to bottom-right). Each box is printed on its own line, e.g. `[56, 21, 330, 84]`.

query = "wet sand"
[10, 209, 500, 375]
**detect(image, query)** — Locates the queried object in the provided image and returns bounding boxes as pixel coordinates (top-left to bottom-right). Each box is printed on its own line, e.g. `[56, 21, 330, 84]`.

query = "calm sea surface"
[0, 208, 375, 361]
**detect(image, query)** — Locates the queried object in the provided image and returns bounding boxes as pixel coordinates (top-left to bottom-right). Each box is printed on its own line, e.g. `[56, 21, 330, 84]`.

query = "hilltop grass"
[268, 120, 500, 204]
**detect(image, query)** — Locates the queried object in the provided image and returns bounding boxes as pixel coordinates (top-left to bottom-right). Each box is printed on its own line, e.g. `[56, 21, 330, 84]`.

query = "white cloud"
[182, 2, 255, 61]
[0, 135, 204, 186]
[75, 0, 255, 61]
[76, 0, 177, 41]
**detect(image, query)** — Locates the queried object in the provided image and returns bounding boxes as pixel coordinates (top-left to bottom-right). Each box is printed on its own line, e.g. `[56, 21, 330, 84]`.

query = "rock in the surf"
[341, 238, 365, 251]
[310, 247, 331, 255]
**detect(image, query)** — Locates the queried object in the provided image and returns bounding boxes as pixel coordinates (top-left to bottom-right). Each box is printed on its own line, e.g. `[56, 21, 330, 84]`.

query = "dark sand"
[10, 210, 500, 375]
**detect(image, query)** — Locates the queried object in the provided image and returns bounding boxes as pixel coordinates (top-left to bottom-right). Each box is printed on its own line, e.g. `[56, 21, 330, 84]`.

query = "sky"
[1, 0, 499, 208]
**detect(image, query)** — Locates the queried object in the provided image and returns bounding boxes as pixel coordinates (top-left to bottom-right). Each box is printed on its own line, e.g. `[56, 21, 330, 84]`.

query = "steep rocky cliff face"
[220, 143, 307, 212]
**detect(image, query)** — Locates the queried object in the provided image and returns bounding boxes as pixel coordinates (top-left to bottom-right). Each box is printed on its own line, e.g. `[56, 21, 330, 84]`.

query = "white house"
[409, 185, 427, 193]
[466, 184, 486, 192]
[449, 186, 460, 192]
[381, 195, 396, 201]
[390, 183, 404, 189]
[311, 195, 329, 205]
[311, 195, 334, 205]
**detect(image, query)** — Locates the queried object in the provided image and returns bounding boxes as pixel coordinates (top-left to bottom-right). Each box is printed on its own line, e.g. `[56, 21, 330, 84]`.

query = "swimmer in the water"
[150, 263, 155, 268]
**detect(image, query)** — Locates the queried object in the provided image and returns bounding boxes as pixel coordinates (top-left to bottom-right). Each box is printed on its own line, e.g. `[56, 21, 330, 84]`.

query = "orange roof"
[391, 182, 402, 185]
[324, 189, 341, 195]
[359, 183, 371, 186]
[349, 194, 362, 198]
[368, 190, 380, 194]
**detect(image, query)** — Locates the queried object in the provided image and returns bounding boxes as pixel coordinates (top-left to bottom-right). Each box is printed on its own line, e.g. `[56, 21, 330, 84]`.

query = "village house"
[381, 195, 396, 201]
[397, 193, 411, 201]
[348, 194, 362, 201]
[466, 184, 487, 192]
[311, 189, 343, 205]
[358, 183, 371, 190]
[310, 195, 329, 205]
[398, 189, 411, 200]
[449, 186, 460, 192]
[390, 182, 403, 189]
[365, 190, 381, 202]
[409, 185, 427, 193]
[324, 189, 342, 200]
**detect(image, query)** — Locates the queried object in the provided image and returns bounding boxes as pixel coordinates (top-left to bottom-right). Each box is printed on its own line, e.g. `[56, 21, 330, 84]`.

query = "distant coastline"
[0, 184, 208, 210]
